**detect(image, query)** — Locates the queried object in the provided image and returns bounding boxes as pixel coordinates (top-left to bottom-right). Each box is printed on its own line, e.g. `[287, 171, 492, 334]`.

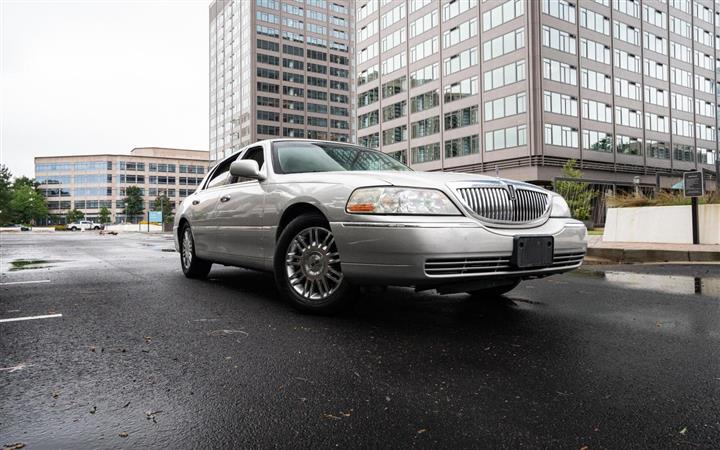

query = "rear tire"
[180, 223, 212, 279]
[274, 213, 354, 314]
[467, 280, 521, 299]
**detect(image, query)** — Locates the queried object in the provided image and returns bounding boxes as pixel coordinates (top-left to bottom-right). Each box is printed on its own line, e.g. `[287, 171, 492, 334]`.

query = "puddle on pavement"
[576, 269, 720, 297]
[9, 259, 63, 271]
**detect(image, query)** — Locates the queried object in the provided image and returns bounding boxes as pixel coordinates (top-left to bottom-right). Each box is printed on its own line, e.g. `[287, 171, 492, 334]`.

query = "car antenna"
[495, 166, 500, 178]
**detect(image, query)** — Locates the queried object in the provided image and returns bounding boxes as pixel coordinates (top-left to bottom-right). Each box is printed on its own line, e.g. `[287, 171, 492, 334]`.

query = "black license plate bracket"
[511, 236, 554, 269]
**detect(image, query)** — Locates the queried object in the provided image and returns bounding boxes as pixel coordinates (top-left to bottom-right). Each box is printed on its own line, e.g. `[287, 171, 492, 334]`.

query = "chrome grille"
[424, 252, 584, 277]
[455, 187, 549, 223]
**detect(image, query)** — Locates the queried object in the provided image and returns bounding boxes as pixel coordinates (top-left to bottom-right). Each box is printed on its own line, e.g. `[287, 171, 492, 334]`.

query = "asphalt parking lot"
[1, 232, 719, 449]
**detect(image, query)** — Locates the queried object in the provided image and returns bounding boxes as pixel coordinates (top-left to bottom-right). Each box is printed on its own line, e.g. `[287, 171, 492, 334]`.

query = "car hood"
[273, 170, 550, 195]
[342, 170, 545, 191]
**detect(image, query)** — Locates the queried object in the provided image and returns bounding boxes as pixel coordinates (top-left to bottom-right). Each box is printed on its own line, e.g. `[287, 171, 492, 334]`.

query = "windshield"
[272, 141, 411, 174]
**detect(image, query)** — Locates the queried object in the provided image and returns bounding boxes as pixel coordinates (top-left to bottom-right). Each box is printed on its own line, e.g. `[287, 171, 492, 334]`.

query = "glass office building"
[35, 148, 209, 224]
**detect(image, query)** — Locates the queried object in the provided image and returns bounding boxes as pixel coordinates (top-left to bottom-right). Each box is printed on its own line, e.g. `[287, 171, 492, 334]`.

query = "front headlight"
[550, 195, 571, 218]
[346, 187, 461, 215]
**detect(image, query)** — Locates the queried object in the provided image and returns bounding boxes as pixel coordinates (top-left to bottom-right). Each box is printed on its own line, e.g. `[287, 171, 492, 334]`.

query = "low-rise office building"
[35, 147, 209, 224]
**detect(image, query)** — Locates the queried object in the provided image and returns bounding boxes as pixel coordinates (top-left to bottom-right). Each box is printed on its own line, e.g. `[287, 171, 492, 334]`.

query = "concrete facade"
[35, 148, 209, 224]
[355, 0, 719, 187]
[209, 0, 355, 162]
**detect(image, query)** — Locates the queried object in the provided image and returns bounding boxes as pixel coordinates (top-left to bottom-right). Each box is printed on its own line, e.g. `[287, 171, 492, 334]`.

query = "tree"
[123, 186, 144, 222]
[0, 164, 12, 225]
[10, 184, 48, 225]
[66, 208, 85, 223]
[153, 193, 173, 224]
[98, 206, 111, 224]
[12, 176, 40, 190]
[553, 160, 597, 221]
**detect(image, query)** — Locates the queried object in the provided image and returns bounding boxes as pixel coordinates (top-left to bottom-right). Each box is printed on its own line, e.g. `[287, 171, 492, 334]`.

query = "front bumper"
[331, 217, 586, 288]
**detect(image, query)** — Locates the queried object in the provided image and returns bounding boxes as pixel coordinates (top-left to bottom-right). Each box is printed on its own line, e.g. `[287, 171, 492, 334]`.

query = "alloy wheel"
[182, 228, 194, 269]
[285, 226, 343, 302]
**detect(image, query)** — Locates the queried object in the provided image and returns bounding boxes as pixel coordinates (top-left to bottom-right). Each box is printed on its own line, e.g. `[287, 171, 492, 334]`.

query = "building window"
[444, 105, 478, 130]
[382, 125, 408, 145]
[616, 135, 643, 156]
[411, 116, 440, 138]
[445, 135, 479, 158]
[444, 76, 478, 104]
[484, 92, 526, 121]
[486, 125, 527, 151]
[543, 124, 578, 148]
[543, 91, 578, 117]
[583, 130, 613, 153]
[483, 59, 525, 91]
[411, 143, 440, 164]
[410, 89, 439, 113]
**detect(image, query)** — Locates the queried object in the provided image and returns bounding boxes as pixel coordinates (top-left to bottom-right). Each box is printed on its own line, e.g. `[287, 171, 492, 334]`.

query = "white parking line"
[0, 280, 51, 286]
[0, 313, 63, 323]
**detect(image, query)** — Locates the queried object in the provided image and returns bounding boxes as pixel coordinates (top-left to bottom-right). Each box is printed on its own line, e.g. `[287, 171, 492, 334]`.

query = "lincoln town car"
[174, 139, 586, 313]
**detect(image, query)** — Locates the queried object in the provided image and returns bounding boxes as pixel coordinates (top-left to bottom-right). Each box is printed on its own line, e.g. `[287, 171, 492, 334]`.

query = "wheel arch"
[276, 202, 329, 242]
[177, 217, 190, 243]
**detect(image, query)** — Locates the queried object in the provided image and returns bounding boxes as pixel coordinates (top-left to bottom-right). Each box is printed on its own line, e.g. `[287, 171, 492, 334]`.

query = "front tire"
[467, 280, 520, 299]
[180, 223, 212, 279]
[274, 214, 354, 314]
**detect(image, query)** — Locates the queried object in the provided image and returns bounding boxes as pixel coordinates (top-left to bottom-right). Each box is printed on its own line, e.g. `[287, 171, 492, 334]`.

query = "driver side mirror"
[229, 160, 266, 181]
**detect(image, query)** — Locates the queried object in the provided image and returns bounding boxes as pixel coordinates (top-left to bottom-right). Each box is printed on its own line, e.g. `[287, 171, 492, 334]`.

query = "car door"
[210, 145, 267, 268]
[187, 153, 241, 256]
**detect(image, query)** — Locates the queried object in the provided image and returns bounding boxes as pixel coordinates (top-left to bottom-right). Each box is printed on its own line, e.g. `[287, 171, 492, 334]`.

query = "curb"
[587, 247, 720, 263]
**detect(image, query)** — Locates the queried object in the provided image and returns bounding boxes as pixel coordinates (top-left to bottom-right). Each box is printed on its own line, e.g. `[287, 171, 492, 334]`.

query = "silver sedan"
[174, 139, 586, 313]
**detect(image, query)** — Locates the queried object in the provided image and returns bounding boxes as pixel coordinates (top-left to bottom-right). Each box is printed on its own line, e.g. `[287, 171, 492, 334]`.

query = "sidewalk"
[585, 235, 720, 263]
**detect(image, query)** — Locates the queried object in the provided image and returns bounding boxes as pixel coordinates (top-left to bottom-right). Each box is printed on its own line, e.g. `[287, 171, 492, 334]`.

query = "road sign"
[149, 211, 163, 223]
[682, 171, 704, 245]
[683, 171, 704, 197]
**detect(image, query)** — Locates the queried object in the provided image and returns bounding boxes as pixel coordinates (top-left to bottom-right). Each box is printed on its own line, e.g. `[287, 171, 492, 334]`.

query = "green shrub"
[607, 191, 720, 208]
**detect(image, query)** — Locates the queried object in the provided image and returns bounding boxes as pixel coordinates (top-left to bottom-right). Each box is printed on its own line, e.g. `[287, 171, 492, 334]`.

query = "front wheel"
[467, 280, 521, 299]
[180, 223, 212, 279]
[274, 214, 354, 314]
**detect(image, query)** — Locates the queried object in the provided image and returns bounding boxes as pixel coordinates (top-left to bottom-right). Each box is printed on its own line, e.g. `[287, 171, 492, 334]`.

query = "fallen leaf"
[417, 429, 427, 434]
[90, 406, 97, 414]
[679, 427, 687, 435]
[323, 414, 342, 421]
[118, 432, 129, 438]
[3, 443, 25, 450]
[580, 447, 588, 450]
[89, 346, 96, 352]
[52, 392, 60, 399]
[144, 336, 152, 343]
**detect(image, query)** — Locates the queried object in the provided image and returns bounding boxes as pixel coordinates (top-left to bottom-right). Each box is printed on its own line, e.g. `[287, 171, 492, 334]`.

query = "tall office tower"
[209, 0, 354, 162]
[355, 0, 718, 188]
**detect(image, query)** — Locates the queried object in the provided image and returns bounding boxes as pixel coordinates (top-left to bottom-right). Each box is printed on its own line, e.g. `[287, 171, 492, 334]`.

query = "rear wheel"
[274, 214, 354, 314]
[467, 280, 520, 299]
[180, 223, 212, 279]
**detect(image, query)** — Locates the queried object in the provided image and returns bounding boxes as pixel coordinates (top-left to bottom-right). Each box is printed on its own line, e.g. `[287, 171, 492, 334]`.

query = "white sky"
[1, 0, 209, 178]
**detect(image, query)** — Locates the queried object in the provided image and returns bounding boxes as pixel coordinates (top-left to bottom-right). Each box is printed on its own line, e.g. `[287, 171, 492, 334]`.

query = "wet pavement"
[1, 232, 719, 449]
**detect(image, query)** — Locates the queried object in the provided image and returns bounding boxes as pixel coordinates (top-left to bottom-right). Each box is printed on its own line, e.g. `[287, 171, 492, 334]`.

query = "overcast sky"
[1, 0, 209, 178]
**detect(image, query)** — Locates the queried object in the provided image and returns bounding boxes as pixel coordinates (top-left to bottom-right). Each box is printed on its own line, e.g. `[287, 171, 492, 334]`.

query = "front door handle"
[192, 200, 200, 206]
[220, 195, 231, 203]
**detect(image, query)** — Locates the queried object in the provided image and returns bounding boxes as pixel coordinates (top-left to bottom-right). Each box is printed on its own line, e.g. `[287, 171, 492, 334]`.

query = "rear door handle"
[192, 200, 200, 206]
[220, 195, 231, 203]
